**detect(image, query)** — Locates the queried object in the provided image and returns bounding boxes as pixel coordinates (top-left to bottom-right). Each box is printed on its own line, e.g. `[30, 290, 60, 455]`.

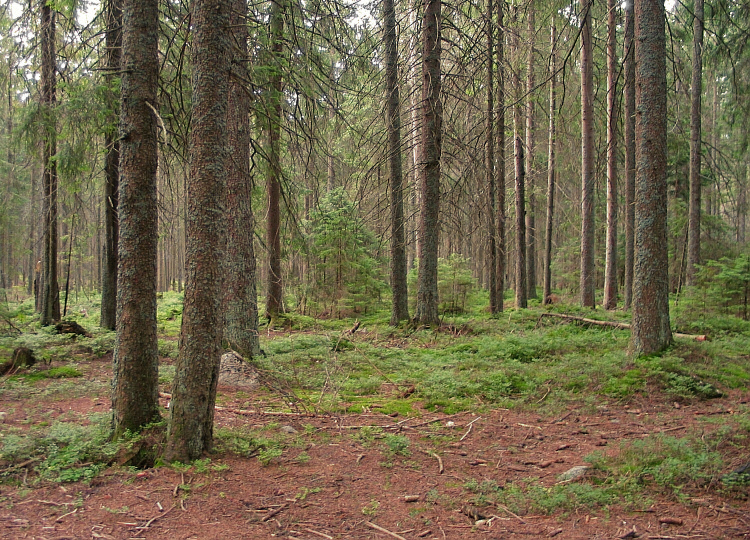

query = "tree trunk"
[385, 0, 409, 325]
[265, 0, 284, 321]
[40, 0, 60, 326]
[543, 21, 556, 306]
[223, 0, 261, 358]
[414, 0, 442, 326]
[623, 0, 636, 309]
[486, 0, 498, 314]
[603, 0, 618, 310]
[101, 0, 122, 330]
[686, 0, 703, 286]
[580, 0, 595, 308]
[525, 5, 537, 301]
[495, 0, 505, 312]
[512, 5, 526, 309]
[166, 0, 230, 462]
[112, 0, 160, 437]
[631, 0, 672, 355]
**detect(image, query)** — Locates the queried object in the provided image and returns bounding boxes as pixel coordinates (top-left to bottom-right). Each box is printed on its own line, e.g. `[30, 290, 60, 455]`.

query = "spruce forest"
[1, 0, 750, 537]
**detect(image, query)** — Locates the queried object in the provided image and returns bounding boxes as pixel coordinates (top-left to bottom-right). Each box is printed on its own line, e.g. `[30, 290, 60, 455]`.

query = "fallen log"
[537, 312, 707, 341]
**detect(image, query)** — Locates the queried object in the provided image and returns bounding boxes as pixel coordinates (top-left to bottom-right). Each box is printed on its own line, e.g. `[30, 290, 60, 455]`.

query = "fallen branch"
[424, 450, 444, 474]
[365, 521, 407, 540]
[537, 313, 707, 341]
[262, 503, 288, 522]
[460, 417, 481, 441]
[304, 528, 333, 539]
[138, 504, 175, 529]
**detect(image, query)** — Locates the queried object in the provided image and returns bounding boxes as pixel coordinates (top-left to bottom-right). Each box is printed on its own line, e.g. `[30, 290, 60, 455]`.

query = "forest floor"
[1, 349, 749, 540]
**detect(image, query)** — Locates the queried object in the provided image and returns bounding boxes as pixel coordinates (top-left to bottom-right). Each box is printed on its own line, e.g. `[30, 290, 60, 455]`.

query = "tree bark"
[112, 0, 160, 437]
[385, 0, 409, 324]
[265, 0, 284, 321]
[580, 0, 595, 308]
[414, 0, 442, 326]
[686, 0, 703, 286]
[525, 4, 537, 301]
[486, 0, 498, 314]
[623, 0, 636, 309]
[512, 5, 526, 309]
[166, 0, 230, 461]
[40, 0, 60, 326]
[495, 0, 505, 312]
[631, 0, 673, 355]
[223, 0, 261, 358]
[101, 0, 122, 330]
[603, 0, 618, 310]
[543, 21, 556, 305]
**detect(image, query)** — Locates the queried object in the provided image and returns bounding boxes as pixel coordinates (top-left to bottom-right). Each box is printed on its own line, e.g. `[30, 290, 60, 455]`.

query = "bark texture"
[414, 0, 442, 326]
[686, 0, 704, 286]
[512, 6, 526, 310]
[223, 0, 260, 358]
[623, 0, 636, 309]
[486, 0, 498, 314]
[112, 0, 160, 436]
[524, 5, 537, 301]
[603, 0, 618, 310]
[495, 0, 505, 312]
[385, 0, 409, 324]
[265, 0, 284, 321]
[632, 0, 673, 355]
[166, 0, 230, 461]
[101, 0, 122, 330]
[579, 0, 595, 308]
[40, 0, 60, 326]
[543, 22, 556, 306]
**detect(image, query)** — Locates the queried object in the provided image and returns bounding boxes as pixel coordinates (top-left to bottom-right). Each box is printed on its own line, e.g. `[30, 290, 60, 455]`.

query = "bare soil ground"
[1, 353, 749, 540]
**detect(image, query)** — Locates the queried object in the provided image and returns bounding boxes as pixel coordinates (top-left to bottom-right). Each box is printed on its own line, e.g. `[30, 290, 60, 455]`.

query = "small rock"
[280, 425, 298, 434]
[0, 412, 6, 423]
[557, 465, 590, 482]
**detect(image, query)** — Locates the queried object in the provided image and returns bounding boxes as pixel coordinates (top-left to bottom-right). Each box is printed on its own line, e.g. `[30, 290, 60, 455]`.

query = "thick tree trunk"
[265, 0, 284, 321]
[385, 0, 409, 325]
[486, 0, 498, 314]
[525, 5, 537, 301]
[101, 0, 122, 330]
[112, 0, 160, 437]
[631, 0, 673, 355]
[495, 0, 505, 312]
[40, 0, 60, 326]
[543, 22, 556, 306]
[603, 0, 618, 310]
[623, 0, 636, 309]
[580, 0, 595, 308]
[414, 0, 442, 326]
[166, 0, 230, 462]
[223, 0, 260, 358]
[686, 0, 703, 286]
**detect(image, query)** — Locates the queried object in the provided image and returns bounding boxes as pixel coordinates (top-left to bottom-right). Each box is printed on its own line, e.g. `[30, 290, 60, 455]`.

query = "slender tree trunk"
[40, 0, 60, 326]
[686, 0, 703, 286]
[631, 0, 672, 355]
[112, 0, 160, 437]
[101, 0, 122, 330]
[414, 0, 442, 326]
[525, 4, 537, 301]
[266, 0, 284, 321]
[166, 0, 230, 461]
[385, 0, 409, 324]
[223, 0, 260, 358]
[495, 0, 505, 312]
[512, 5, 526, 309]
[543, 21, 556, 305]
[623, 0, 636, 309]
[603, 0, 618, 310]
[580, 0, 595, 308]
[486, 0, 498, 314]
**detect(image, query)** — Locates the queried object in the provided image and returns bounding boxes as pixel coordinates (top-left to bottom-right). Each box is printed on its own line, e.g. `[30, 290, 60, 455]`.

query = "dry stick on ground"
[460, 417, 481, 441]
[365, 521, 408, 540]
[536, 312, 707, 341]
[262, 503, 288, 522]
[138, 504, 175, 529]
[304, 528, 333, 539]
[423, 450, 444, 474]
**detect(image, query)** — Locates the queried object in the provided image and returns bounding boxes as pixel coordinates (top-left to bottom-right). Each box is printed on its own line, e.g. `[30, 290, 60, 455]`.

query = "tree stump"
[0, 347, 37, 376]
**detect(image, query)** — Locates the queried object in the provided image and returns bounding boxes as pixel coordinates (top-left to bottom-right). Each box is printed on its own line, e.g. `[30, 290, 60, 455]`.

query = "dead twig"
[304, 528, 333, 539]
[424, 450, 444, 474]
[495, 504, 527, 524]
[460, 417, 481, 441]
[365, 521, 407, 540]
[262, 503, 288, 522]
[55, 508, 78, 522]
